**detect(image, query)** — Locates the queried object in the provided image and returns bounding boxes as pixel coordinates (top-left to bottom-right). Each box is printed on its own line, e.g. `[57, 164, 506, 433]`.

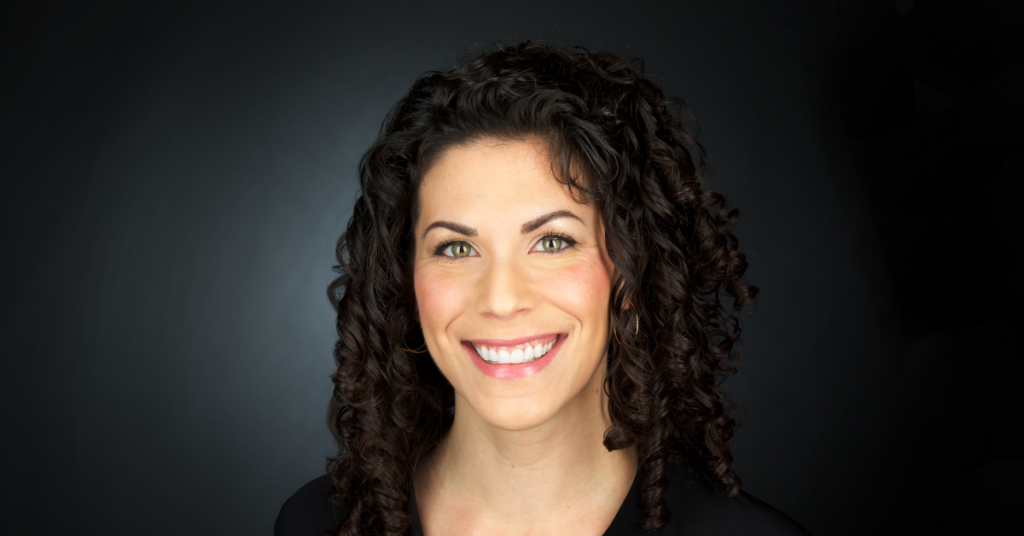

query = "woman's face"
[413, 137, 617, 432]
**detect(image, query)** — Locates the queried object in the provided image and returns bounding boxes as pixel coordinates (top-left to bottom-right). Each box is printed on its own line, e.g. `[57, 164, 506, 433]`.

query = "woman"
[277, 41, 808, 536]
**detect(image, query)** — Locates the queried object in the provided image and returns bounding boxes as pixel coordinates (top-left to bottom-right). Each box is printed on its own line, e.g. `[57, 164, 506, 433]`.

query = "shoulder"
[275, 475, 349, 536]
[662, 463, 810, 536]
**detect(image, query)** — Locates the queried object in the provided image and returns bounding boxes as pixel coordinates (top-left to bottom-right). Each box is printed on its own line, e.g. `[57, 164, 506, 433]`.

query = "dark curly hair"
[326, 41, 757, 536]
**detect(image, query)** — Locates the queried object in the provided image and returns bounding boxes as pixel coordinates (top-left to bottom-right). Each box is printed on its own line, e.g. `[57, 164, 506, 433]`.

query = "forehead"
[416, 138, 594, 226]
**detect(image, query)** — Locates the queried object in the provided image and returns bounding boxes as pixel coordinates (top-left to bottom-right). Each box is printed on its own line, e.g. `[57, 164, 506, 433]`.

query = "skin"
[412, 137, 637, 536]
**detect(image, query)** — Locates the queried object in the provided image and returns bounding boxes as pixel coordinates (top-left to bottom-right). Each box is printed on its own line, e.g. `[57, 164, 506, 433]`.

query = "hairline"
[408, 130, 596, 253]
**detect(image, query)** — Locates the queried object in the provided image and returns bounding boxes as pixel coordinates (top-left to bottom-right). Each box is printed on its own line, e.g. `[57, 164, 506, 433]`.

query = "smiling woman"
[414, 139, 616, 417]
[409, 139, 631, 535]
[276, 42, 809, 536]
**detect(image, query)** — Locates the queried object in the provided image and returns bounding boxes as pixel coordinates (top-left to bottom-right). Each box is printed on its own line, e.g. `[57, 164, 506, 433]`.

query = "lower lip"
[465, 335, 565, 380]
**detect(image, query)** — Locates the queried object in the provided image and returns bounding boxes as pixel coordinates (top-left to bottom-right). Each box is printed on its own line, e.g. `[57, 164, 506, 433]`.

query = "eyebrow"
[421, 210, 584, 241]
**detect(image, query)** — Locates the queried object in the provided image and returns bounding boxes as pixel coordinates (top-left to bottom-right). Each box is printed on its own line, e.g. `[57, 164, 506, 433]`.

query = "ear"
[612, 269, 632, 310]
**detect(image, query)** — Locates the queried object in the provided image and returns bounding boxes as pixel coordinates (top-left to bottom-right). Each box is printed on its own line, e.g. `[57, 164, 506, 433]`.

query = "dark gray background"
[2, 0, 1021, 534]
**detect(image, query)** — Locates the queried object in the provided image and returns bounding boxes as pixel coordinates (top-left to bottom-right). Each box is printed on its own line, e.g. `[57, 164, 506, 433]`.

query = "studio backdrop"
[1, 1, 1021, 534]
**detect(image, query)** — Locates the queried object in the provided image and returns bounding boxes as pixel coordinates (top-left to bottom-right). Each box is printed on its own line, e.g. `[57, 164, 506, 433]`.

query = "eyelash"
[433, 233, 578, 261]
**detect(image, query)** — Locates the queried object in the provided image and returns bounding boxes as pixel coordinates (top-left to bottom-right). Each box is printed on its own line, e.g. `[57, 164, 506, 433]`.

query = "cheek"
[541, 256, 613, 318]
[414, 267, 469, 331]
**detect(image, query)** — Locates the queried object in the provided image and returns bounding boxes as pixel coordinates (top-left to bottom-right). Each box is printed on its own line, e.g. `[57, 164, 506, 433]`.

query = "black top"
[276, 464, 809, 535]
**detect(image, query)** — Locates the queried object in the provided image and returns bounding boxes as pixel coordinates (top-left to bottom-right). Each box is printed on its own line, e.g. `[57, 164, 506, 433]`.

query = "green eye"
[446, 242, 472, 258]
[534, 234, 575, 252]
[541, 237, 562, 251]
[536, 233, 577, 253]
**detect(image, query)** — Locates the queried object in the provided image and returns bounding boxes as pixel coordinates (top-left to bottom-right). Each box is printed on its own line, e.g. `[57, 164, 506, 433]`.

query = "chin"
[443, 333, 609, 432]
[470, 397, 558, 432]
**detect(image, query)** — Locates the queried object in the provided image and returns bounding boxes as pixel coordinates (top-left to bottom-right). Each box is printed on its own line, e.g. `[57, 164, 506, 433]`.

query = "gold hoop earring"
[402, 335, 428, 354]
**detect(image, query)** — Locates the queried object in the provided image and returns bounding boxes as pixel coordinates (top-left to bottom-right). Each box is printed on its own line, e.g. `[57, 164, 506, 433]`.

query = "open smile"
[462, 333, 566, 380]
[471, 334, 558, 364]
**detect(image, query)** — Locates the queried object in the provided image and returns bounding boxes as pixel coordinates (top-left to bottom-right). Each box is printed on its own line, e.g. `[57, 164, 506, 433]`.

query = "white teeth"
[473, 338, 558, 365]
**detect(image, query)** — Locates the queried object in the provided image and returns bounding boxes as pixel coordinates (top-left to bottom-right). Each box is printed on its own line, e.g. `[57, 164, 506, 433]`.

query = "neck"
[415, 361, 637, 532]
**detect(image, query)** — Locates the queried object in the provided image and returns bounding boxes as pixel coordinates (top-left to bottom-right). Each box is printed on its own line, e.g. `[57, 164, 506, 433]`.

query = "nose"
[477, 257, 537, 321]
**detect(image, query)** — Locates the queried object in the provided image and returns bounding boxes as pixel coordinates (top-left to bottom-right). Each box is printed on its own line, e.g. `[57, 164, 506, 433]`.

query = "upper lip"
[465, 332, 563, 347]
